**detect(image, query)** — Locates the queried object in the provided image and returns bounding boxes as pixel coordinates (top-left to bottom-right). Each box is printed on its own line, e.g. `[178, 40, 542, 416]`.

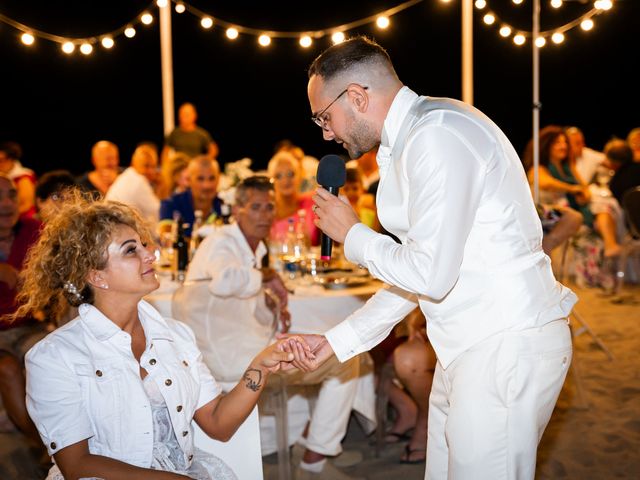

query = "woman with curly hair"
[13, 191, 309, 480]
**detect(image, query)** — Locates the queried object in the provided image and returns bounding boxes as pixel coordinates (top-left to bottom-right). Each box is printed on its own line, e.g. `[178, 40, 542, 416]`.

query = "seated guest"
[273, 139, 319, 193]
[342, 167, 379, 231]
[160, 156, 225, 238]
[269, 151, 320, 246]
[77, 140, 120, 198]
[607, 139, 640, 206]
[0, 142, 36, 219]
[627, 127, 640, 162]
[35, 170, 77, 223]
[13, 191, 308, 480]
[160, 151, 191, 199]
[186, 176, 361, 480]
[566, 126, 606, 184]
[0, 174, 49, 447]
[106, 144, 161, 227]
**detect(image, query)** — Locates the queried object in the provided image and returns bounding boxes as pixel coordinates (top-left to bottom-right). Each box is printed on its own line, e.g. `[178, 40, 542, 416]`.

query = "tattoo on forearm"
[243, 368, 263, 392]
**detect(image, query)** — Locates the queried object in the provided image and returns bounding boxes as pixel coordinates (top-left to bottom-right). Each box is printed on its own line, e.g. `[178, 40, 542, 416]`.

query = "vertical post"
[461, 0, 474, 105]
[160, 3, 175, 137]
[532, 0, 541, 204]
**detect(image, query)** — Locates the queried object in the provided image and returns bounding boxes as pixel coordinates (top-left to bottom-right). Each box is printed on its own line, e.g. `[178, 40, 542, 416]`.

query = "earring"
[102, 284, 109, 290]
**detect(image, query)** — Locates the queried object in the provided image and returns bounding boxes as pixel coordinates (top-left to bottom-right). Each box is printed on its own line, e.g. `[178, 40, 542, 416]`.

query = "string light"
[175, 2, 186, 13]
[258, 34, 271, 47]
[101, 36, 114, 49]
[594, 0, 613, 10]
[21, 33, 35, 45]
[550, 0, 563, 8]
[141, 13, 153, 25]
[80, 43, 93, 55]
[61, 42, 75, 54]
[124, 26, 136, 38]
[200, 17, 213, 29]
[580, 18, 594, 30]
[512, 0, 524, 5]
[475, 0, 487, 9]
[499, 25, 512, 37]
[535, 36, 546, 47]
[331, 31, 346, 44]
[299, 35, 313, 48]
[483, 13, 496, 25]
[376, 16, 390, 29]
[513, 33, 526, 45]
[226, 27, 239, 40]
[551, 32, 565, 44]
[156, 0, 168, 7]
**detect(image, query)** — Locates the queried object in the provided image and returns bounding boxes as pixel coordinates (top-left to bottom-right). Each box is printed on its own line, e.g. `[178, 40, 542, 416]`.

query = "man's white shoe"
[295, 460, 365, 480]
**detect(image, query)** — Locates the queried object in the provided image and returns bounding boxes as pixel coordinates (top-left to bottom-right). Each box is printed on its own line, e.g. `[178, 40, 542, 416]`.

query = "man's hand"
[276, 333, 335, 372]
[253, 336, 312, 374]
[312, 187, 360, 244]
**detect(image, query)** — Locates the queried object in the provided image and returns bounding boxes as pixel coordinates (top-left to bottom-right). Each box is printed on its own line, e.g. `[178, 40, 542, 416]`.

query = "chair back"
[622, 187, 640, 238]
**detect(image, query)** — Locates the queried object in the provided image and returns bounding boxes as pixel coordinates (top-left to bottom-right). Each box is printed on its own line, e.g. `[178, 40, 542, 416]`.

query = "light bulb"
[258, 34, 271, 47]
[475, 0, 487, 9]
[21, 33, 35, 45]
[331, 32, 345, 44]
[483, 13, 495, 25]
[156, 0, 168, 7]
[62, 42, 75, 54]
[201, 17, 213, 29]
[299, 35, 312, 48]
[513, 0, 524, 4]
[125, 27, 136, 38]
[376, 16, 390, 29]
[513, 34, 526, 45]
[226, 28, 239, 40]
[141, 13, 153, 25]
[580, 19, 594, 31]
[499, 25, 512, 37]
[101, 36, 114, 49]
[594, 0, 612, 10]
[550, 0, 562, 8]
[535, 36, 546, 47]
[551, 32, 565, 44]
[80, 43, 93, 55]
[175, 3, 186, 13]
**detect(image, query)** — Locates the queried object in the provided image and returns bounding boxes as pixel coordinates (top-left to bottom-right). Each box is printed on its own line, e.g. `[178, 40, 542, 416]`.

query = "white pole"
[532, 0, 540, 204]
[159, 3, 175, 137]
[462, 0, 474, 105]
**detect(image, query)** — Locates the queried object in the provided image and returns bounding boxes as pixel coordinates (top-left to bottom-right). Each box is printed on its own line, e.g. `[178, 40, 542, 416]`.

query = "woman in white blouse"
[12, 192, 308, 480]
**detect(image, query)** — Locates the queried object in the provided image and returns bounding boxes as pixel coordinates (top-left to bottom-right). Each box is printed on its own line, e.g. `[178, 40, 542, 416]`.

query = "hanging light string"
[475, 0, 615, 46]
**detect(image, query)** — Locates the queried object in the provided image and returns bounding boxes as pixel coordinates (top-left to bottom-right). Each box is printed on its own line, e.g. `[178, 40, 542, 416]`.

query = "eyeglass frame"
[310, 85, 369, 130]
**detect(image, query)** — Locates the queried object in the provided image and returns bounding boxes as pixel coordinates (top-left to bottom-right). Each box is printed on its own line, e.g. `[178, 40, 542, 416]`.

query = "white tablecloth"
[145, 275, 380, 455]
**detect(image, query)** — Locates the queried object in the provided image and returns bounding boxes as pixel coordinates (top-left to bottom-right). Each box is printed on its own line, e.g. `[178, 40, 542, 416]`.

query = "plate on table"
[312, 271, 371, 289]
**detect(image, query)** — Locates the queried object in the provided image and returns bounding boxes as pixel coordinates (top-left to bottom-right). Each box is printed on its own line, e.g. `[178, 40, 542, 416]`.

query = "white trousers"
[426, 319, 572, 480]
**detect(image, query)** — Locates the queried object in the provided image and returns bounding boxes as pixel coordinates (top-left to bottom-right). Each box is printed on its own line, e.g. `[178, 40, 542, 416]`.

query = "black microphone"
[316, 154, 347, 261]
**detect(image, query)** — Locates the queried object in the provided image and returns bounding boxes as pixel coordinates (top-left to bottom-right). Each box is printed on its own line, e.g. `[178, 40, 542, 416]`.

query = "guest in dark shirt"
[77, 141, 120, 198]
[607, 139, 640, 206]
[35, 170, 77, 222]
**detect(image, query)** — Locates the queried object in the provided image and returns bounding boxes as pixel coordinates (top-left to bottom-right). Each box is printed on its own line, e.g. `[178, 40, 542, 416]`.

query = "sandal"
[400, 444, 426, 464]
[384, 430, 412, 443]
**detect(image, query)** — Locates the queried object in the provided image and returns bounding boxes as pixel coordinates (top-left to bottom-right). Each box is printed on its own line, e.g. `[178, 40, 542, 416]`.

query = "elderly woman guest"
[268, 150, 320, 246]
[13, 193, 309, 480]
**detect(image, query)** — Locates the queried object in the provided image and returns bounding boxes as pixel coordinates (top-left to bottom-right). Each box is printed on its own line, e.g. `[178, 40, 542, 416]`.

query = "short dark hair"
[235, 175, 274, 206]
[604, 139, 633, 167]
[0, 141, 23, 160]
[35, 170, 77, 200]
[308, 36, 393, 80]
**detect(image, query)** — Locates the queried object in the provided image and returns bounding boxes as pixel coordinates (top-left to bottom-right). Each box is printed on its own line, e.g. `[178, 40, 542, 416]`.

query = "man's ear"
[348, 84, 369, 113]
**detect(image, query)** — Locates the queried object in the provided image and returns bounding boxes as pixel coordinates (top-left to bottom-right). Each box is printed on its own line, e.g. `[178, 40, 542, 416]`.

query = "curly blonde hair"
[13, 189, 153, 321]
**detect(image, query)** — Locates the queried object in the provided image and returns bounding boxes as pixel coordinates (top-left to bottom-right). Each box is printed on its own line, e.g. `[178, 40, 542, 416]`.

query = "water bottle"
[173, 217, 189, 283]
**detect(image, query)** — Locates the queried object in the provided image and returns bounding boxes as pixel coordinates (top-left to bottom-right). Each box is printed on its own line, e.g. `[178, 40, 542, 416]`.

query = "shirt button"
[182, 360, 189, 367]
[149, 359, 156, 365]
[182, 431, 188, 437]
[50, 442, 57, 450]
[165, 379, 172, 386]
[176, 405, 183, 412]
[95, 370, 103, 377]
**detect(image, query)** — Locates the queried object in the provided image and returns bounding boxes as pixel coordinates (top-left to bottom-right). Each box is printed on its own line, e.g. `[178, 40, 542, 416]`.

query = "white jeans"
[426, 319, 572, 480]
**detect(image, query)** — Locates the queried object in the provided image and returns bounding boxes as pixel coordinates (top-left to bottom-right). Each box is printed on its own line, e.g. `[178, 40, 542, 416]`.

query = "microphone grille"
[316, 154, 347, 188]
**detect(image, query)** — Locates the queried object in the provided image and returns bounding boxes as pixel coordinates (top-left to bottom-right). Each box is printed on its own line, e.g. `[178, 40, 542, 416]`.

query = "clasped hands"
[255, 333, 335, 374]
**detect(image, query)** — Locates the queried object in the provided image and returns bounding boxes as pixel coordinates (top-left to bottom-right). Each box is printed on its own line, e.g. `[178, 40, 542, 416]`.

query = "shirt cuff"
[344, 223, 378, 267]
[325, 320, 366, 363]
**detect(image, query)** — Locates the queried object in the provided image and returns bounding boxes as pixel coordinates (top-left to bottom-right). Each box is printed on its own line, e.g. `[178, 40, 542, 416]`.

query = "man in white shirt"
[566, 126, 606, 184]
[185, 176, 362, 480]
[295, 37, 576, 479]
[106, 145, 160, 227]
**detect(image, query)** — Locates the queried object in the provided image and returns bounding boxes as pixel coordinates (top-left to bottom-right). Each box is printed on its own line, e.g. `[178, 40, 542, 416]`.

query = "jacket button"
[188, 454, 193, 461]
[149, 359, 156, 365]
[95, 370, 103, 377]
[165, 379, 172, 386]
[182, 431, 188, 437]
[50, 442, 57, 450]
[176, 405, 183, 412]
[182, 360, 189, 367]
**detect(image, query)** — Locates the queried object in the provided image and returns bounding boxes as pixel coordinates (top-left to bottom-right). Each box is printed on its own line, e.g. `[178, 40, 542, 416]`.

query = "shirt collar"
[79, 300, 174, 342]
[227, 222, 267, 267]
[380, 86, 420, 152]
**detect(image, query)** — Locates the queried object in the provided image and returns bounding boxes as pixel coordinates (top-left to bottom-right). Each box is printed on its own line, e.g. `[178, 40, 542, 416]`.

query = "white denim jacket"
[25, 300, 221, 470]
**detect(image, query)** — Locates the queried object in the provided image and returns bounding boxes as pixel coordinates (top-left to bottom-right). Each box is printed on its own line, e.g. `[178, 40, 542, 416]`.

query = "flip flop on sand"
[400, 445, 426, 464]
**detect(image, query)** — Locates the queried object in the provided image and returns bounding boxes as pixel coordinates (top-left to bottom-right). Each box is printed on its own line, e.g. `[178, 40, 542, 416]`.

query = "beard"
[343, 114, 379, 159]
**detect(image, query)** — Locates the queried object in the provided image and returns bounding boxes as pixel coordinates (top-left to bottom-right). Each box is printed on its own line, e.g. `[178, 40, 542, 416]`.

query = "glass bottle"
[190, 209, 204, 260]
[173, 217, 189, 283]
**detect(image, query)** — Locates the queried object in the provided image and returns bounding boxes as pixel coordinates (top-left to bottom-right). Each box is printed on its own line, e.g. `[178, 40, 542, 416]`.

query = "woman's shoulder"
[25, 317, 85, 364]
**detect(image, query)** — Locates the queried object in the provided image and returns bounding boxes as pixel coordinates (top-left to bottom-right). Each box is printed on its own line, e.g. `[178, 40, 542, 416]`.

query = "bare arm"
[53, 439, 189, 479]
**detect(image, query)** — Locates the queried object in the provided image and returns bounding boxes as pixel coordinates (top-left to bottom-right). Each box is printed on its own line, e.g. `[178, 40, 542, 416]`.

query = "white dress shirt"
[326, 87, 577, 368]
[575, 147, 606, 184]
[185, 223, 274, 382]
[106, 167, 160, 226]
[25, 301, 221, 472]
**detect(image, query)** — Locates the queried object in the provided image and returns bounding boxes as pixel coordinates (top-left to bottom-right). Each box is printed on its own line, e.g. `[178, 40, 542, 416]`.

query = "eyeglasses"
[311, 85, 368, 130]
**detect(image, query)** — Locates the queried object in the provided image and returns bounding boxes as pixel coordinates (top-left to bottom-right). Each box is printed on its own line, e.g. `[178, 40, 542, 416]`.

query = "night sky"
[0, 0, 637, 176]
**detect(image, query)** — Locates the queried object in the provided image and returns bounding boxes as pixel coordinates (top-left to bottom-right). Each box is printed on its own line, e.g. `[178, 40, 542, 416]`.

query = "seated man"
[185, 176, 361, 480]
[159, 155, 225, 237]
[0, 174, 51, 447]
[76, 140, 120, 198]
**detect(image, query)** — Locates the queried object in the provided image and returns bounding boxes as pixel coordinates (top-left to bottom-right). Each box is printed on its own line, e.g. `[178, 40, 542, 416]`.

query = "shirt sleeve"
[344, 124, 487, 301]
[159, 197, 174, 221]
[25, 341, 94, 456]
[325, 284, 418, 362]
